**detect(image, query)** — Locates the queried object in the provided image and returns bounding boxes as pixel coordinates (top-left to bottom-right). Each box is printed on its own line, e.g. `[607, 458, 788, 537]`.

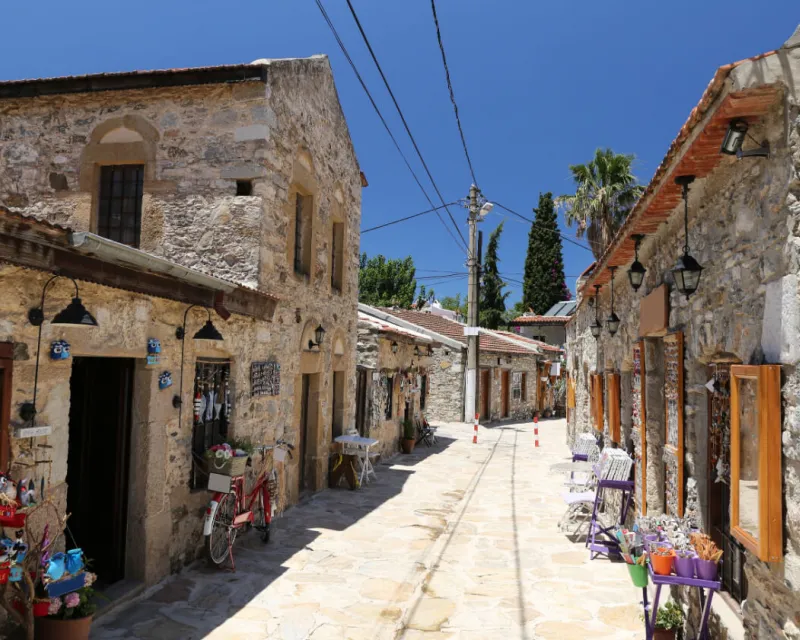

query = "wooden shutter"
[591, 374, 604, 433]
[607, 372, 621, 444]
[664, 331, 684, 517]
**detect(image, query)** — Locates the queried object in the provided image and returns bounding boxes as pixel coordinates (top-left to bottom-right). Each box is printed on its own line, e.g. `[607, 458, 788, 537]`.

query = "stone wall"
[0, 56, 362, 584]
[567, 98, 800, 637]
[478, 353, 539, 422]
[424, 346, 465, 423]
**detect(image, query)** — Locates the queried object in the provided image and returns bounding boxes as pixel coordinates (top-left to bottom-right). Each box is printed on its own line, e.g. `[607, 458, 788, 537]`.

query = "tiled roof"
[495, 331, 564, 354]
[578, 49, 781, 297]
[510, 315, 571, 326]
[378, 308, 536, 356]
[358, 311, 433, 343]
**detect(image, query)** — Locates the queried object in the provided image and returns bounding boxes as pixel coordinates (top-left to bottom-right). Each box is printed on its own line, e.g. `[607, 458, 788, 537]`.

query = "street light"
[606, 266, 620, 336]
[590, 285, 603, 339]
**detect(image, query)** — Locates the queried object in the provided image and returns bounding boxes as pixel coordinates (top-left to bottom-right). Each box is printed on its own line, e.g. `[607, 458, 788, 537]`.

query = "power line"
[429, 0, 478, 186]
[313, 0, 467, 255]
[492, 202, 597, 254]
[361, 202, 459, 234]
[343, 0, 469, 252]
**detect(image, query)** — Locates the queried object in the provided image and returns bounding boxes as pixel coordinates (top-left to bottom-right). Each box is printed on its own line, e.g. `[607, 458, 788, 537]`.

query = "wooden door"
[67, 357, 134, 585]
[0, 343, 13, 471]
[299, 374, 310, 492]
[355, 368, 368, 436]
[480, 369, 490, 421]
[501, 370, 510, 418]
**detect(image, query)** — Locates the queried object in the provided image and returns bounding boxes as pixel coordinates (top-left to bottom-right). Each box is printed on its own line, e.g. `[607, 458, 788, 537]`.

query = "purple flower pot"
[674, 554, 695, 578]
[695, 558, 719, 581]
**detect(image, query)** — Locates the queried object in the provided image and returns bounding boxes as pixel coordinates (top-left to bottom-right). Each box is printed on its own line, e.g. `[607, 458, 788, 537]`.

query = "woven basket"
[209, 455, 249, 477]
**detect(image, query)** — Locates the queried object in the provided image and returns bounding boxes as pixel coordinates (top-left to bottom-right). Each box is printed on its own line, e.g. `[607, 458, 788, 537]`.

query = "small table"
[334, 435, 379, 486]
[642, 564, 720, 640]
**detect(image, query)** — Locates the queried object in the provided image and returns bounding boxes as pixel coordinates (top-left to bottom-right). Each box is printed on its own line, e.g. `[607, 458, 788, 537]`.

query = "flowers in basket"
[46, 578, 97, 620]
[204, 441, 252, 461]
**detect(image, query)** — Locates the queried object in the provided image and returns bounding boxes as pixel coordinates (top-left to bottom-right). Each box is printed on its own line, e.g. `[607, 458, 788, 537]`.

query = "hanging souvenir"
[159, 372, 173, 390]
[49, 340, 70, 360]
[147, 338, 162, 354]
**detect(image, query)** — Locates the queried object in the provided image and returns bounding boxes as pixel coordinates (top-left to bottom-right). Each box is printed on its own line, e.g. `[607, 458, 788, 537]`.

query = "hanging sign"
[251, 361, 280, 396]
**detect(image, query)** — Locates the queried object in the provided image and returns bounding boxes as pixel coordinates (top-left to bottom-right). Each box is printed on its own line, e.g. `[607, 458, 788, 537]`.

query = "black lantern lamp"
[720, 119, 769, 158]
[174, 305, 225, 411]
[307, 325, 325, 350]
[606, 266, 621, 336]
[20, 275, 98, 422]
[627, 234, 646, 292]
[590, 285, 603, 339]
[672, 175, 703, 299]
[391, 341, 399, 354]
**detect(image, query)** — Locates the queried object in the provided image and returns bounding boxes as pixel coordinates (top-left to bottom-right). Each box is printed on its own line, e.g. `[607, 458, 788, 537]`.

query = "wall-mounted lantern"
[391, 341, 398, 354]
[307, 324, 325, 350]
[720, 119, 769, 158]
[671, 175, 703, 299]
[627, 234, 646, 292]
[606, 266, 620, 336]
[590, 284, 602, 339]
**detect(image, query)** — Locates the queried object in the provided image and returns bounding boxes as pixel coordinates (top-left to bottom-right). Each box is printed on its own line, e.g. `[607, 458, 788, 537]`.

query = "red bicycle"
[203, 440, 294, 569]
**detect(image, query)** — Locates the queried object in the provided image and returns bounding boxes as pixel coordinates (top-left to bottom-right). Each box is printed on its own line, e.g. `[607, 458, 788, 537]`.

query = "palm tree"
[557, 148, 645, 259]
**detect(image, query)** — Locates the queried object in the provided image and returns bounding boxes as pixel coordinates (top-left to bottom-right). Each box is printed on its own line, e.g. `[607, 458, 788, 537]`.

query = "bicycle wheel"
[205, 493, 238, 566]
[251, 486, 270, 543]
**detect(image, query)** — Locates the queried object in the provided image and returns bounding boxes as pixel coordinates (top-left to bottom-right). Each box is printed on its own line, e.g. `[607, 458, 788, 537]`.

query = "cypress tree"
[522, 192, 570, 315]
[480, 221, 510, 329]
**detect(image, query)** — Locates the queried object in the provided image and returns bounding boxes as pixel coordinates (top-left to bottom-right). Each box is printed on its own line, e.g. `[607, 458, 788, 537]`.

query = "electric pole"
[465, 184, 480, 423]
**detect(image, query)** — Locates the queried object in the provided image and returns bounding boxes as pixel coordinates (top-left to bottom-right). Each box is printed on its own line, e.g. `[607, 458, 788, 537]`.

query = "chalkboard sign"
[251, 361, 280, 397]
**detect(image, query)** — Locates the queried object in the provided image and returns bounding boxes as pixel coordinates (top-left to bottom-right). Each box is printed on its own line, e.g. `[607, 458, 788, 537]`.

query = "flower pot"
[653, 629, 676, 640]
[650, 550, 676, 576]
[35, 615, 92, 640]
[674, 554, 696, 579]
[627, 563, 648, 587]
[695, 558, 719, 581]
[401, 438, 415, 454]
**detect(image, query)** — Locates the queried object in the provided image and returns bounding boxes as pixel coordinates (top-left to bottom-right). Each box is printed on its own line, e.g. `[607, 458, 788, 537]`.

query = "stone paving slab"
[92, 419, 643, 639]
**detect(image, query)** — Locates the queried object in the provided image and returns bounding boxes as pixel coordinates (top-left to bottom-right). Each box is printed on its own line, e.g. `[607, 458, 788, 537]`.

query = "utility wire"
[430, 0, 478, 186]
[314, 0, 467, 254]
[492, 202, 597, 253]
[343, 0, 469, 251]
[361, 202, 459, 234]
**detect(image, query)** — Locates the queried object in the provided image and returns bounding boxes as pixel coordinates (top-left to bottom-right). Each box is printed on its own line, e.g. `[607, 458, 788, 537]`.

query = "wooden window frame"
[730, 364, 782, 562]
[97, 164, 145, 248]
[633, 342, 647, 515]
[385, 374, 394, 420]
[521, 372, 527, 403]
[606, 371, 621, 444]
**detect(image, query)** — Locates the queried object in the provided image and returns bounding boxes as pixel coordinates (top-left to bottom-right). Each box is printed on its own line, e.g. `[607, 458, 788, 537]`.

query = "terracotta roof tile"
[495, 330, 564, 354]
[510, 315, 571, 326]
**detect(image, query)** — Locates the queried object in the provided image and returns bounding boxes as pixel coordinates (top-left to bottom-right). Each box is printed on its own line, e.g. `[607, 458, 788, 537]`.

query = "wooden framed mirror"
[730, 364, 782, 562]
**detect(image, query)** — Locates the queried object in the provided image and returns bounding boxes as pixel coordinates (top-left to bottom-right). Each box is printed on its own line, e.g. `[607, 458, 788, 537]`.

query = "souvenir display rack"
[632, 342, 647, 515]
[663, 331, 684, 517]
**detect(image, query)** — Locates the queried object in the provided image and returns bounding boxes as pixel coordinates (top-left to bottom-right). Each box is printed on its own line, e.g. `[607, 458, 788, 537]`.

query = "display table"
[586, 464, 634, 559]
[642, 564, 720, 640]
[334, 435, 379, 486]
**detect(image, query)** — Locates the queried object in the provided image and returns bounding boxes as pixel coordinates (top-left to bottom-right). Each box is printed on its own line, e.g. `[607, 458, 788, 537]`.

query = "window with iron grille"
[191, 360, 232, 489]
[385, 375, 393, 419]
[97, 165, 144, 247]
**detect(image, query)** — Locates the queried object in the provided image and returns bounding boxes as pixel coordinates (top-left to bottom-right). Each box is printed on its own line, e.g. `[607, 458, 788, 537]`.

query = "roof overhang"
[577, 48, 785, 301]
[358, 303, 463, 350]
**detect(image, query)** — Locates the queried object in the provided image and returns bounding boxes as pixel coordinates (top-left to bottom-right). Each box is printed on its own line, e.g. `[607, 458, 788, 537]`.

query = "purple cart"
[587, 465, 634, 559]
[572, 452, 589, 462]
[642, 563, 720, 640]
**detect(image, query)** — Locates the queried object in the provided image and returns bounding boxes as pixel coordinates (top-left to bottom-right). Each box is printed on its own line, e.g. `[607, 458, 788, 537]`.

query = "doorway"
[501, 370, 510, 418]
[67, 357, 134, 586]
[331, 371, 345, 441]
[480, 369, 490, 421]
[299, 373, 320, 493]
[355, 368, 368, 436]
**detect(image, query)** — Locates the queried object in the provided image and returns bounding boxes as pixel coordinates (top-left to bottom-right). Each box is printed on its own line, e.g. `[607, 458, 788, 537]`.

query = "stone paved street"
[92, 419, 641, 639]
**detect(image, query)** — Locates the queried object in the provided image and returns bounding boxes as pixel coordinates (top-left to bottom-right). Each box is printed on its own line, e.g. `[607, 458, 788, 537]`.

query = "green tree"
[480, 222, 510, 329]
[522, 193, 571, 315]
[556, 148, 645, 259]
[415, 285, 435, 309]
[440, 293, 467, 318]
[358, 253, 417, 308]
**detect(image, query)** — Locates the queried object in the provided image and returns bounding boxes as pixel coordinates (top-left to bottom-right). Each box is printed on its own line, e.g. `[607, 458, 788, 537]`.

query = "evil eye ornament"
[147, 338, 161, 354]
[50, 340, 71, 360]
[45, 552, 66, 581]
[158, 372, 173, 390]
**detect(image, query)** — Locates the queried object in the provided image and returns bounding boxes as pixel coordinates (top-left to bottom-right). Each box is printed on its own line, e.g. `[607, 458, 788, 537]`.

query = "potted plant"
[204, 438, 254, 477]
[401, 419, 416, 454]
[650, 545, 676, 576]
[690, 532, 723, 581]
[653, 600, 684, 640]
[34, 583, 97, 640]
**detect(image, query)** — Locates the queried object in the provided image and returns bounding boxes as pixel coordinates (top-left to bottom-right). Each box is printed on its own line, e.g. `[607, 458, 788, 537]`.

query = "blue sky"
[2, 1, 796, 305]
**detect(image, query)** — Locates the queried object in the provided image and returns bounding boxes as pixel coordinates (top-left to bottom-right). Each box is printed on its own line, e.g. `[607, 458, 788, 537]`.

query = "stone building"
[566, 28, 800, 639]
[509, 300, 576, 348]
[368, 306, 558, 423]
[355, 305, 435, 458]
[0, 57, 362, 588]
